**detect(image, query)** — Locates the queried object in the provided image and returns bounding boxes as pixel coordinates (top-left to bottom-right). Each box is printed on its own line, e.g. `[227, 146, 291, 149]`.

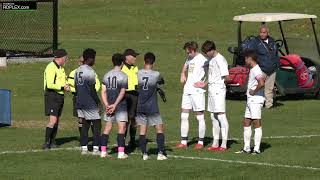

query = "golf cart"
[227, 13, 320, 98]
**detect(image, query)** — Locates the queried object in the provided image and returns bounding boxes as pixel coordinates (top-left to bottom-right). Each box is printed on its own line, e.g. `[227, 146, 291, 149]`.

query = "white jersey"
[208, 53, 229, 94]
[183, 53, 207, 95]
[247, 64, 265, 103]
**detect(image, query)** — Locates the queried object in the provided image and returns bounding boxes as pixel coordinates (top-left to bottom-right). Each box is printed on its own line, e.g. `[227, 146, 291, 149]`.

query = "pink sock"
[118, 147, 125, 152]
[101, 146, 107, 152]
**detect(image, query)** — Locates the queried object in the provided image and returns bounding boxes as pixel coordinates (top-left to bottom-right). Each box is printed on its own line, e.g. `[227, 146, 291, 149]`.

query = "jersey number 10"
[107, 76, 117, 89]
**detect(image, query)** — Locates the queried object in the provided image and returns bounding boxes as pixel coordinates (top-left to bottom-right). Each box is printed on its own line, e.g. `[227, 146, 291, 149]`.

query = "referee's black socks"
[51, 124, 58, 145]
[130, 125, 137, 143]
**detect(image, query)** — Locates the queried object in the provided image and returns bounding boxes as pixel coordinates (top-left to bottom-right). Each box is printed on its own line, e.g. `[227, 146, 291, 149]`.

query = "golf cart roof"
[233, 13, 317, 22]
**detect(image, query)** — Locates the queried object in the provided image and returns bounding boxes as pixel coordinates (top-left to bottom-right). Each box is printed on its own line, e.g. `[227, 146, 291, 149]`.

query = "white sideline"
[0, 147, 319, 171]
[165, 155, 320, 171]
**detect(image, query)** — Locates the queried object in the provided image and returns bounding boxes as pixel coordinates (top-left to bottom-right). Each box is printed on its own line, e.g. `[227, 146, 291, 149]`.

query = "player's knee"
[181, 108, 190, 113]
[155, 124, 164, 133]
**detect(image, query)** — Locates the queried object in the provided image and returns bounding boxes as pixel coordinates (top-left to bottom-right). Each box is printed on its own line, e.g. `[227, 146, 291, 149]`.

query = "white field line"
[164, 154, 320, 171]
[0, 147, 319, 171]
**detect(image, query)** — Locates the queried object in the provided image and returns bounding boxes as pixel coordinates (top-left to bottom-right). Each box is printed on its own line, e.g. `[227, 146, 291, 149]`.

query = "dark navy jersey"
[102, 69, 128, 111]
[137, 69, 164, 115]
[75, 65, 100, 109]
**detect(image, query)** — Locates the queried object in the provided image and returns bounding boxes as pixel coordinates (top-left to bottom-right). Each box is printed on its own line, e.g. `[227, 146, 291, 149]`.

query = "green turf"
[1, 0, 320, 179]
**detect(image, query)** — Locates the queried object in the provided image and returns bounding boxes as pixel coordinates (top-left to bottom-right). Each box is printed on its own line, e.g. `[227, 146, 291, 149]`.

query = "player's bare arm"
[101, 84, 110, 113]
[224, 75, 232, 84]
[249, 77, 265, 96]
[180, 64, 187, 83]
[108, 87, 126, 114]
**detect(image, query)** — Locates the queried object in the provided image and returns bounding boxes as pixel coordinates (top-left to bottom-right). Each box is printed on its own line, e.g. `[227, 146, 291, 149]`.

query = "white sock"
[211, 113, 220, 147]
[243, 126, 252, 151]
[196, 114, 206, 145]
[218, 114, 229, 149]
[254, 127, 262, 151]
[81, 146, 88, 151]
[118, 151, 124, 156]
[93, 146, 99, 152]
[180, 112, 189, 145]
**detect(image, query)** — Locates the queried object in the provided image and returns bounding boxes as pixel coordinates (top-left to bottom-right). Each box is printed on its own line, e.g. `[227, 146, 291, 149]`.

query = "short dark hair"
[144, 52, 156, 65]
[112, 53, 125, 66]
[83, 48, 96, 66]
[183, 41, 198, 51]
[243, 49, 257, 61]
[201, 40, 216, 53]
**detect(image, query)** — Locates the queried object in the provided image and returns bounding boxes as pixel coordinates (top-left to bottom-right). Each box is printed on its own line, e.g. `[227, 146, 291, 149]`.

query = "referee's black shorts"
[125, 91, 138, 121]
[44, 90, 64, 117]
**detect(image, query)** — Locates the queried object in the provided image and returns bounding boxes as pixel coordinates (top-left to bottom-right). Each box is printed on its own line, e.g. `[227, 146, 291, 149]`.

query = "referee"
[122, 49, 139, 148]
[43, 49, 70, 150]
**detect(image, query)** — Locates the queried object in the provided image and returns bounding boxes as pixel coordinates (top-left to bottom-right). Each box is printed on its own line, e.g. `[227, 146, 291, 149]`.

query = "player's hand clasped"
[106, 104, 116, 114]
[193, 81, 207, 88]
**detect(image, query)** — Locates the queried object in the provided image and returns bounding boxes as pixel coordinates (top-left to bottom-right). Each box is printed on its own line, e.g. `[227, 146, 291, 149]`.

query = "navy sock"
[101, 134, 109, 147]
[139, 135, 147, 154]
[117, 134, 125, 148]
[157, 133, 165, 154]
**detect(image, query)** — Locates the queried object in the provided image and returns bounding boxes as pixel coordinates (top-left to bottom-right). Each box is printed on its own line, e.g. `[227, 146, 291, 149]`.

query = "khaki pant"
[263, 72, 276, 108]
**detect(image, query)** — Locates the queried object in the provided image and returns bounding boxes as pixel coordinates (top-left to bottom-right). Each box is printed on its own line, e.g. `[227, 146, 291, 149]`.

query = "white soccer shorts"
[207, 89, 226, 113]
[181, 93, 205, 111]
[244, 102, 263, 119]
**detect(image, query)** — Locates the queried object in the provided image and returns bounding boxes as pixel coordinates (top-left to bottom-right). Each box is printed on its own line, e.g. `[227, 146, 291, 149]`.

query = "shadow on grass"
[260, 142, 272, 152]
[56, 136, 79, 146]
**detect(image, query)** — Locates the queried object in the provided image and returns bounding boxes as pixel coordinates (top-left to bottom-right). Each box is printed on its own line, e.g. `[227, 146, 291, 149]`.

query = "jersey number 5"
[76, 72, 84, 85]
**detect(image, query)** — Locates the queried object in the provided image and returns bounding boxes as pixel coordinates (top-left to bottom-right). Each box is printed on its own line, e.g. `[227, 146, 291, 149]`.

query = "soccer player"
[196, 40, 231, 151]
[75, 48, 101, 155]
[236, 50, 265, 155]
[136, 52, 167, 160]
[176, 41, 207, 149]
[42, 49, 70, 150]
[67, 56, 100, 140]
[100, 53, 128, 159]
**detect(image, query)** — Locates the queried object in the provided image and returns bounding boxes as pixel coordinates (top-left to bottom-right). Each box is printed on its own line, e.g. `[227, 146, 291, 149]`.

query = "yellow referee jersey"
[121, 64, 138, 91]
[43, 61, 67, 95]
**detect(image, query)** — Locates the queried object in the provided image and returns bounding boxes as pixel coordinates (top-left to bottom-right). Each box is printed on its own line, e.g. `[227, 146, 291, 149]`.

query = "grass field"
[1, 0, 320, 179]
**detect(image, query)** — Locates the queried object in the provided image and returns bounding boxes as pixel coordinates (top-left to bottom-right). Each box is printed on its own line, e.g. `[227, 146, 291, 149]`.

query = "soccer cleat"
[100, 152, 112, 158]
[251, 150, 261, 155]
[235, 149, 251, 154]
[157, 154, 168, 160]
[207, 146, 219, 151]
[194, 143, 204, 150]
[92, 150, 101, 156]
[215, 147, 228, 151]
[175, 143, 187, 149]
[81, 149, 89, 155]
[42, 143, 50, 150]
[142, 153, 149, 160]
[117, 153, 128, 159]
